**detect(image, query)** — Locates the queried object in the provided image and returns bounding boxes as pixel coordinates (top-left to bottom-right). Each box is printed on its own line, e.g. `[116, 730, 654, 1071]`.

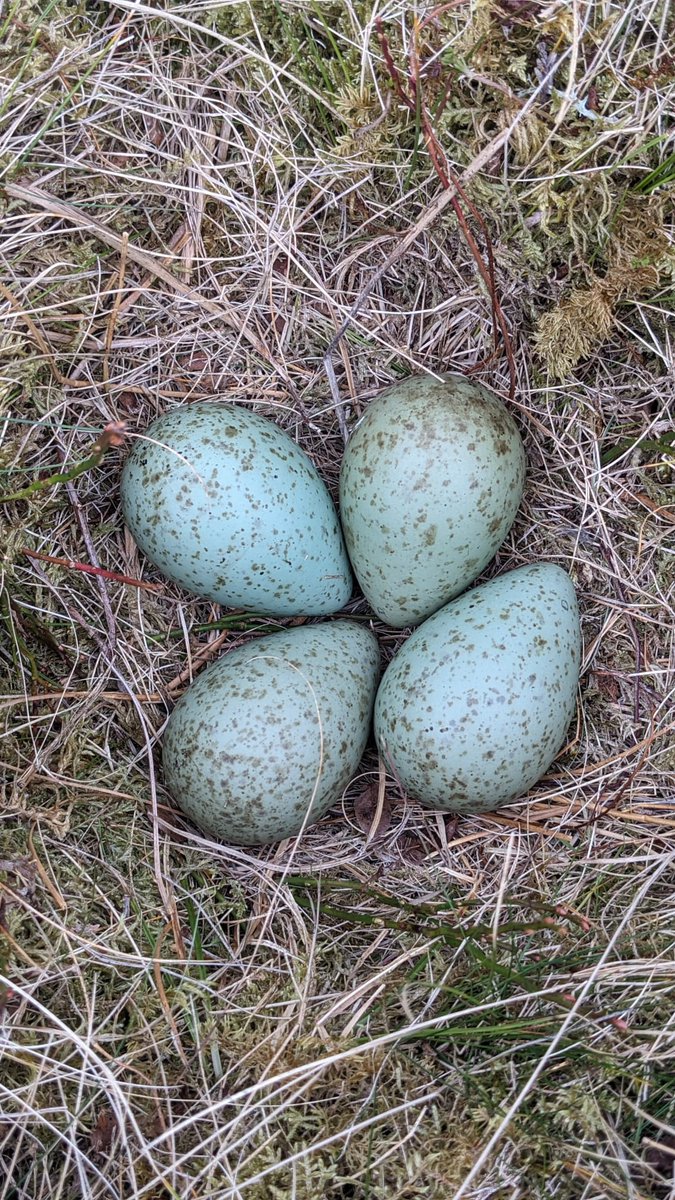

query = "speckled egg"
[121, 403, 352, 616]
[374, 564, 580, 813]
[162, 621, 380, 845]
[339, 374, 526, 627]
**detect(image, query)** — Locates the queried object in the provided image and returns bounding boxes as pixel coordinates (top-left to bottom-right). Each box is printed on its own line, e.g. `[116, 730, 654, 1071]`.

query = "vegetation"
[1, 1, 673, 1196]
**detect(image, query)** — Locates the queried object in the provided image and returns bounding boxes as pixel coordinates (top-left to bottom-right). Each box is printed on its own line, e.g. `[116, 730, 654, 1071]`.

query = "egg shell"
[162, 621, 380, 846]
[121, 403, 352, 616]
[374, 564, 580, 813]
[339, 374, 526, 627]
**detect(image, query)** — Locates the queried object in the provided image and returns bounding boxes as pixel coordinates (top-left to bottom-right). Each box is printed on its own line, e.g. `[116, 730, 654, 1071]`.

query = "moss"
[536, 195, 674, 376]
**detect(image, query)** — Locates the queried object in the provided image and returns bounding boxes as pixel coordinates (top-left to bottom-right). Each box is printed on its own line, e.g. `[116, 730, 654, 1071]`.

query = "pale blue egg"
[339, 375, 525, 627]
[163, 621, 380, 845]
[374, 564, 581, 812]
[121, 403, 352, 616]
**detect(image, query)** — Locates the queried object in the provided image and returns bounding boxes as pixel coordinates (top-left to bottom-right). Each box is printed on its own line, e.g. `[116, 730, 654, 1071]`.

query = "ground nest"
[1, 2, 674, 1198]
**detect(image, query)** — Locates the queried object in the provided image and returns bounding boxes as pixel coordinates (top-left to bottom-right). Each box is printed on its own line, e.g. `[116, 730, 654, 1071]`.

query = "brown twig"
[322, 125, 518, 437]
[103, 230, 129, 390]
[0, 691, 166, 708]
[153, 922, 189, 1067]
[375, 14, 517, 399]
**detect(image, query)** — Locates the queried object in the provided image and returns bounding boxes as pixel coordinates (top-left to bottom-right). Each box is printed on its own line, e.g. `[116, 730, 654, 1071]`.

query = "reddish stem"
[376, 19, 414, 110]
[22, 548, 161, 591]
[377, 12, 517, 399]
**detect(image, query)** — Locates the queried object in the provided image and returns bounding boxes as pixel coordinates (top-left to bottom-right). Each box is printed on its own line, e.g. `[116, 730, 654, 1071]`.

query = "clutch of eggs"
[119, 382, 582, 841]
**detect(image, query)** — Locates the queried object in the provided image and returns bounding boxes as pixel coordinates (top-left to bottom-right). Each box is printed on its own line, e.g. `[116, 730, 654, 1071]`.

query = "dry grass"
[1, 1, 674, 1197]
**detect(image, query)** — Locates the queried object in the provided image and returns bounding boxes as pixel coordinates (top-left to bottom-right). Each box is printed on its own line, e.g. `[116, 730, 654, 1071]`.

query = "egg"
[374, 564, 580, 813]
[121, 403, 352, 616]
[339, 374, 526, 627]
[162, 621, 380, 845]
